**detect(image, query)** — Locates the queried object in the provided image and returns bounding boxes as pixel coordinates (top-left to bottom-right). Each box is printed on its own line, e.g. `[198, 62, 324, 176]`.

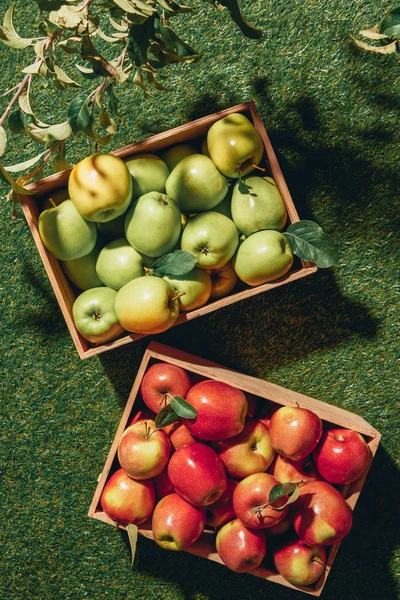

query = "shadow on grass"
[115, 445, 398, 600]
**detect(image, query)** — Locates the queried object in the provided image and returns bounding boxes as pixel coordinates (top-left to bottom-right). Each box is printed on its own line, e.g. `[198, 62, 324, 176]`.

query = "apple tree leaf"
[170, 395, 197, 419]
[284, 220, 339, 268]
[0, 161, 36, 195]
[267, 481, 303, 511]
[151, 250, 197, 277]
[0, 127, 7, 157]
[67, 94, 91, 134]
[215, 0, 262, 40]
[155, 403, 180, 429]
[126, 523, 138, 568]
[237, 176, 254, 195]
[381, 8, 400, 39]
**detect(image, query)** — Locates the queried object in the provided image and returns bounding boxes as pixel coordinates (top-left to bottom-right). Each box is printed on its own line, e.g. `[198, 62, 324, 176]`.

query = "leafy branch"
[352, 7, 400, 54]
[0, 0, 262, 196]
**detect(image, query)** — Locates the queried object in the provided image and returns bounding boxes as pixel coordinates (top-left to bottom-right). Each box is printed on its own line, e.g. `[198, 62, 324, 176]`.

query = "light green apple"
[72, 287, 125, 344]
[180, 211, 239, 270]
[38, 200, 97, 261]
[125, 192, 182, 257]
[209, 260, 238, 299]
[207, 113, 264, 178]
[68, 154, 133, 222]
[125, 154, 170, 198]
[61, 238, 104, 290]
[231, 176, 288, 235]
[212, 186, 233, 220]
[95, 237, 146, 290]
[161, 143, 197, 172]
[232, 230, 294, 287]
[165, 154, 229, 214]
[115, 276, 179, 334]
[164, 267, 212, 312]
[97, 213, 126, 241]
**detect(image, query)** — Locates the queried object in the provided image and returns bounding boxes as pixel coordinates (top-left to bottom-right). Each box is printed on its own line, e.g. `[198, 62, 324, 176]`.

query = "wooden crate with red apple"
[18, 101, 317, 359]
[88, 341, 381, 596]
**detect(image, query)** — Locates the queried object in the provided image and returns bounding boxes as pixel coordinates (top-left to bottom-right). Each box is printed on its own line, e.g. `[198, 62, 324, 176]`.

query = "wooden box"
[88, 341, 381, 596]
[19, 101, 317, 359]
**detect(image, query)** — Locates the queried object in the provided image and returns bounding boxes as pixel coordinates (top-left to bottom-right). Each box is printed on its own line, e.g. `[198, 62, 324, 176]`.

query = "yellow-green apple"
[268, 406, 323, 461]
[117, 419, 171, 480]
[313, 428, 371, 485]
[125, 154, 169, 197]
[182, 379, 248, 441]
[232, 472, 289, 529]
[209, 260, 238, 299]
[273, 538, 327, 586]
[231, 176, 288, 235]
[167, 442, 227, 506]
[152, 493, 206, 551]
[214, 418, 275, 478]
[165, 154, 228, 213]
[114, 276, 179, 334]
[216, 518, 266, 572]
[211, 187, 233, 219]
[181, 212, 239, 270]
[140, 362, 192, 414]
[232, 229, 294, 286]
[207, 113, 264, 178]
[61, 238, 104, 290]
[153, 467, 175, 498]
[206, 477, 238, 529]
[68, 154, 132, 222]
[95, 237, 146, 290]
[100, 468, 155, 525]
[97, 213, 126, 241]
[39, 200, 97, 261]
[164, 267, 212, 312]
[291, 480, 353, 546]
[161, 143, 197, 172]
[72, 287, 124, 343]
[124, 192, 181, 257]
[166, 422, 198, 450]
[269, 454, 321, 485]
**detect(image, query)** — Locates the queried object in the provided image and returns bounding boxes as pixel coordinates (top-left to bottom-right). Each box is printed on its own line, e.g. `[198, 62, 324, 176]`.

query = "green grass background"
[1, 1, 399, 599]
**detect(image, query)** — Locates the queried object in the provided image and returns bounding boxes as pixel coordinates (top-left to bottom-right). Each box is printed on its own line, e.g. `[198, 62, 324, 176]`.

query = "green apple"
[95, 237, 146, 290]
[212, 186, 233, 220]
[209, 260, 238, 299]
[165, 154, 228, 214]
[125, 154, 169, 198]
[161, 143, 197, 172]
[68, 154, 133, 222]
[207, 113, 264, 178]
[97, 213, 126, 241]
[164, 267, 212, 312]
[231, 176, 287, 235]
[61, 239, 104, 290]
[232, 230, 294, 286]
[125, 192, 182, 258]
[38, 200, 97, 261]
[181, 211, 239, 270]
[72, 287, 124, 344]
[201, 138, 209, 157]
[115, 276, 179, 334]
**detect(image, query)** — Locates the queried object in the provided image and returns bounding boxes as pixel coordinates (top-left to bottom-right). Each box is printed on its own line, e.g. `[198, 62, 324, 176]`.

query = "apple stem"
[171, 292, 186, 301]
[48, 197, 57, 208]
[250, 163, 266, 172]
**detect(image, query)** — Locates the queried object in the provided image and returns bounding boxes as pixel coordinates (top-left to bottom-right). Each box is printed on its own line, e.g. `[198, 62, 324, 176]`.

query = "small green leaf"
[128, 18, 155, 66]
[215, 0, 262, 40]
[170, 396, 197, 419]
[113, 0, 155, 17]
[152, 250, 197, 277]
[237, 176, 254, 195]
[155, 0, 192, 13]
[381, 8, 400, 39]
[267, 481, 303, 511]
[8, 109, 28, 134]
[4, 149, 49, 172]
[126, 523, 138, 568]
[155, 404, 179, 429]
[284, 220, 339, 268]
[0, 5, 35, 48]
[0, 161, 36, 195]
[28, 122, 72, 142]
[22, 61, 42, 75]
[68, 94, 91, 134]
[0, 126, 7, 157]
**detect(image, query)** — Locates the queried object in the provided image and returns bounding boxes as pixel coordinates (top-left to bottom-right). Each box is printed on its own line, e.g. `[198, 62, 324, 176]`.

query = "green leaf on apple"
[155, 403, 180, 428]
[284, 220, 339, 268]
[151, 250, 197, 277]
[127, 523, 138, 568]
[237, 176, 254, 196]
[268, 481, 303, 511]
[171, 395, 197, 419]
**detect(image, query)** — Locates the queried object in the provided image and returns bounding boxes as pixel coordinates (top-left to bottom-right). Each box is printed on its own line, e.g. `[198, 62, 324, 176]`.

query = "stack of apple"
[37, 112, 295, 345]
[99, 361, 371, 588]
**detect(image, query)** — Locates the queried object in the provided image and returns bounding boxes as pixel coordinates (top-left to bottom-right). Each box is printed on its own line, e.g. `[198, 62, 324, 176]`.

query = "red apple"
[118, 419, 171, 480]
[154, 466, 175, 498]
[127, 407, 155, 426]
[216, 518, 267, 573]
[100, 468, 155, 525]
[166, 421, 198, 450]
[214, 418, 275, 478]
[206, 478, 238, 528]
[168, 442, 227, 506]
[274, 538, 327, 586]
[291, 480, 353, 546]
[265, 515, 293, 537]
[182, 379, 248, 441]
[232, 472, 289, 529]
[313, 428, 371, 485]
[268, 406, 323, 461]
[152, 493, 206, 551]
[140, 362, 192, 414]
[269, 454, 321, 485]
